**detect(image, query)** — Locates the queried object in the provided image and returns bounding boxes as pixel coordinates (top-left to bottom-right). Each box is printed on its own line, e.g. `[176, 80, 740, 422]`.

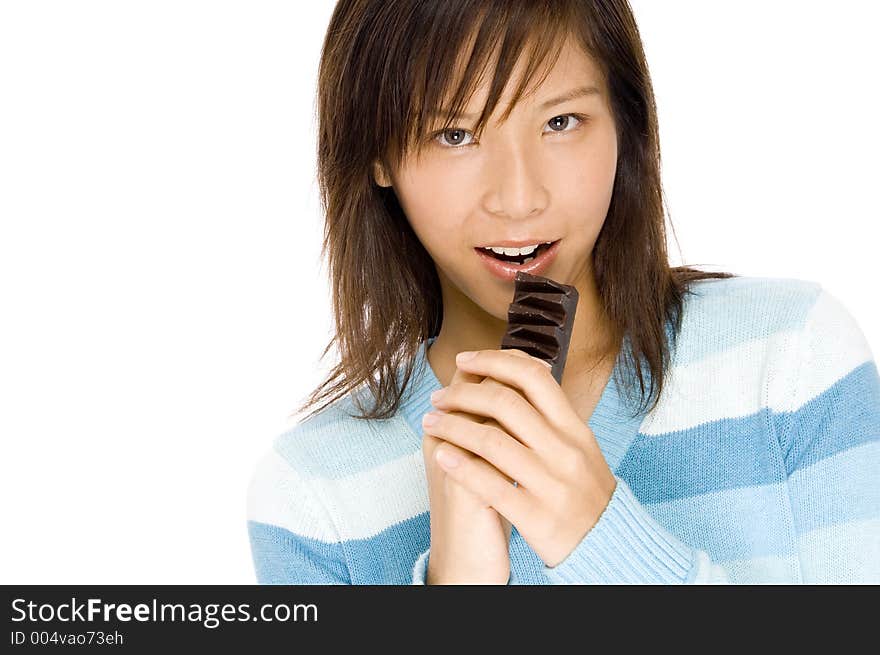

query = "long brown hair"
[294, 0, 736, 423]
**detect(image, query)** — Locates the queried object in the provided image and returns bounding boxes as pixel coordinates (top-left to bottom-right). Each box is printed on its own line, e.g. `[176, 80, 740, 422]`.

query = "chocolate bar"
[500, 271, 578, 384]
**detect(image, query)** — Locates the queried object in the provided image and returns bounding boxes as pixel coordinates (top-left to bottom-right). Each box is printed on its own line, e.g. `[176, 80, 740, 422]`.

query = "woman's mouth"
[474, 240, 561, 281]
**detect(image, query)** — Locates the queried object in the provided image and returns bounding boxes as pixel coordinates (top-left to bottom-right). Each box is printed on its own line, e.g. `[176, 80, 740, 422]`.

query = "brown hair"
[294, 0, 736, 423]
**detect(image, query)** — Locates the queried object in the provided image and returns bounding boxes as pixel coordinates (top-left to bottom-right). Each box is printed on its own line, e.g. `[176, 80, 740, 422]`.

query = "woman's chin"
[479, 301, 512, 326]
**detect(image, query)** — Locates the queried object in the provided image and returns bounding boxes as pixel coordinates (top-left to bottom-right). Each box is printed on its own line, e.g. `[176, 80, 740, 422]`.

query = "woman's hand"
[422, 348, 618, 569]
[421, 363, 513, 584]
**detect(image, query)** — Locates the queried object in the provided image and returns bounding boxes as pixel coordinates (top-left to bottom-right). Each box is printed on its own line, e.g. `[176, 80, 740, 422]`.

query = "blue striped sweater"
[246, 276, 880, 584]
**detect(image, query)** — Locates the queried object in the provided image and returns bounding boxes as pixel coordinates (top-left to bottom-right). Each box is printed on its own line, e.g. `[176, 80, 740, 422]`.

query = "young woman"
[246, 0, 880, 584]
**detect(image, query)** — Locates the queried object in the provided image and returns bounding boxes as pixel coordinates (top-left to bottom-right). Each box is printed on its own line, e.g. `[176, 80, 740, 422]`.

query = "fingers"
[433, 440, 533, 526]
[422, 409, 546, 491]
[454, 348, 583, 433]
[430, 379, 554, 455]
[446, 358, 488, 424]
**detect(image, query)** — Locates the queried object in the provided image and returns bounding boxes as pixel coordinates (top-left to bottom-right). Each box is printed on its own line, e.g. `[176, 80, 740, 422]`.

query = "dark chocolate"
[500, 271, 578, 384]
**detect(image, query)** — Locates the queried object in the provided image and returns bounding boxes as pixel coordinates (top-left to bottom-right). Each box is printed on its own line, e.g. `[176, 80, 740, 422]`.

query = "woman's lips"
[474, 240, 561, 282]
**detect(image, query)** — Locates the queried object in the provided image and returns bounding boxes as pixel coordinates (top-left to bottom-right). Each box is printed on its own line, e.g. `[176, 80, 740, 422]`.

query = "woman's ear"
[372, 160, 392, 187]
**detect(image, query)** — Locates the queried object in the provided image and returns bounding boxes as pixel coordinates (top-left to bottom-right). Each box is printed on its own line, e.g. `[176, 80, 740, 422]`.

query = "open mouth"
[478, 240, 558, 266]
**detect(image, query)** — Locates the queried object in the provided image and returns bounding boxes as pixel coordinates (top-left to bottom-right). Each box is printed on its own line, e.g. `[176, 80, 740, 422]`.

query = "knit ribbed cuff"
[543, 476, 697, 584]
[411, 547, 515, 584]
[411, 548, 430, 585]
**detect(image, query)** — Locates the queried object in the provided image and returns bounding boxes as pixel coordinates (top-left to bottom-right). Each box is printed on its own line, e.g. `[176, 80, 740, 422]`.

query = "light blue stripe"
[673, 277, 820, 365]
[787, 440, 880, 533]
[273, 410, 419, 479]
[797, 517, 880, 583]
[646, 482, 794, 560]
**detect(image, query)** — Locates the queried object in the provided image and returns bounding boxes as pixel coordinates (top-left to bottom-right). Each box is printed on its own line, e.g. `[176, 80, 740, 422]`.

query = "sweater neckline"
[398, 335, 645, 472]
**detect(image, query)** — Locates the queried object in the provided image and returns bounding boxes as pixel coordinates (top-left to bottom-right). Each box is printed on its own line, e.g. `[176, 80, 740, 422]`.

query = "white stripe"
[310, 449, 429, 542]
[789, 289, 873, 410]
[641, 331, 797, 435]
[248, 444, 430, 543]
[714, 552, 801, 584]
[639, 288, 874, 436]
[690, 550, 731, 584]
[246, 448, 339, 542]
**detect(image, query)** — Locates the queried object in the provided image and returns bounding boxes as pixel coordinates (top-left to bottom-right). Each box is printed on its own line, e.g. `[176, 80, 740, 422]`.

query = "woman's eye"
[431, 113, 586, 149]
[545, 113, 585, 133]
[434, 127, 474, 148]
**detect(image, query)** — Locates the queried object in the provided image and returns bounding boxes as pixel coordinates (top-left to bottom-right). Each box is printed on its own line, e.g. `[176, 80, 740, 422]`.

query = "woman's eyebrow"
[431, 85, 601, 121]
[538, 85, 601, 110]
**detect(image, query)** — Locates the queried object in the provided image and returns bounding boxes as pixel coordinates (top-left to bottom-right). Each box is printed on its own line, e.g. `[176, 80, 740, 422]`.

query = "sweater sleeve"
[246, 448, 351, 584]
[544, 285, 880, 585]
[541, 475, 731, 584]
[774, 287, 880, 583]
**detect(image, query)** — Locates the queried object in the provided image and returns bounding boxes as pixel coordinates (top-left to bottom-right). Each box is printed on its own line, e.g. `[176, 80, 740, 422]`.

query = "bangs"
[386, 1, 580, 169]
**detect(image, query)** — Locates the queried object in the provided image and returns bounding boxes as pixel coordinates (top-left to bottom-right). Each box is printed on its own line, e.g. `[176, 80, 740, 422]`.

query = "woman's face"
[374, 35, 618, 322]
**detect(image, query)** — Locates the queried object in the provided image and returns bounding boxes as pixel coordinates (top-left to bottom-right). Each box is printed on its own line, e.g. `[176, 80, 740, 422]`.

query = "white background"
[1, 1, 877, 583]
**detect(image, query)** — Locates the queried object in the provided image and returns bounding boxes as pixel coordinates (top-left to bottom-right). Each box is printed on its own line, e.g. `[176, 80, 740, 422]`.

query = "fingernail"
[430, 388, 446, 404]
[456, 351, 477, 363]
[422, 411, 441, 427]
[435, 449, 460, 468]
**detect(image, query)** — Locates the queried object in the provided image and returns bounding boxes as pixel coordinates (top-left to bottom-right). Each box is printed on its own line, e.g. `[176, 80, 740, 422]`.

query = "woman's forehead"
[437, 33, 605, 118]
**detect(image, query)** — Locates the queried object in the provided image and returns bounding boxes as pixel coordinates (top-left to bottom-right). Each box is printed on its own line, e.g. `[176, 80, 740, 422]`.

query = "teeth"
[482, 242, 551, 256]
